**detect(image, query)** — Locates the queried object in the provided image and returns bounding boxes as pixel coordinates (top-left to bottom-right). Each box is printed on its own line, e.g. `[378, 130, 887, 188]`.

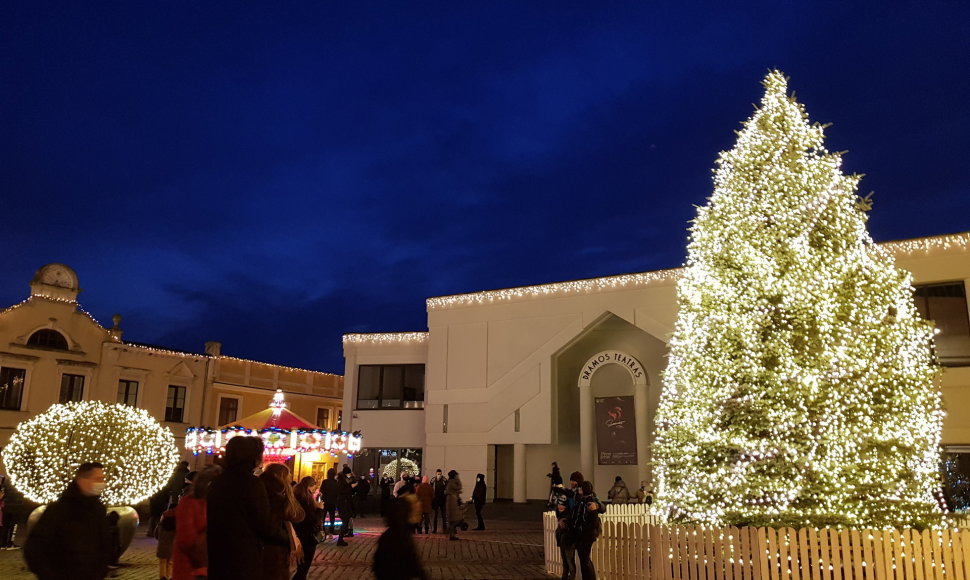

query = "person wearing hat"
[555, 471, 584, 580]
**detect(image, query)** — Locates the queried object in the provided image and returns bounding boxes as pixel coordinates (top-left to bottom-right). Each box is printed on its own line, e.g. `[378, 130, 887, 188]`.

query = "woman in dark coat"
[292, 476, 321, 580]
[259, 464, 304, 580]
[207, 436, 289, 580]
[471, 473, 487, 530]
[444, 470, 464, 541]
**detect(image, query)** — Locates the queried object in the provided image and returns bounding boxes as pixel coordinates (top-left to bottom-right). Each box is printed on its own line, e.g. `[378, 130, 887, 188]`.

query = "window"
[117, 380, 139, 406]
[316, 407, 331, 429]
[337, 410, 343, 430]
[356, 364, 425, 410]
[166, 385, 186, 422]
[941, 448, 970, 512]
[217, 397, 239, 425]
[0, 367, 26, 411]
[27, 329, 69, 350]
[914, 282, 970, 366]
[59, 374, 85, 403]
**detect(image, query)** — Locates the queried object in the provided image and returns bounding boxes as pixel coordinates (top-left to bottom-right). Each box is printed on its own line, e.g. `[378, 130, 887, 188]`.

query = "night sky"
[3, 3, 968, 373]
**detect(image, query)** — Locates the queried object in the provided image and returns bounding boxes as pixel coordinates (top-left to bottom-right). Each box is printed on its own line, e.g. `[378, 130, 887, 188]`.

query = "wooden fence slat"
[786, 528, 800, 580]
[860, 529, 875, 580]
[733, 527, 745, 580]
[958, 529, 970, 580]
[706, 527, 717, 580]
[828, 529, 842, 580]
[756, 527, 772, 580]
[906, 529, 920, 580]
[920, 529, 935, 580]
[809, 528, 823, 580]
[842, 530, 866, 580]
[940, 528, 955, 580]
[679, 526, 692, 580]
[798, 528, 811, 580]
[772, 527, 785, 580]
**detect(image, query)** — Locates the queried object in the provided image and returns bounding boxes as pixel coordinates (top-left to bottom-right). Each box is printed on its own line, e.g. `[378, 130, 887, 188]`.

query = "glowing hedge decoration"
[382, 458, 419, 480]
[1, 401, 180, 505]
[653, 71, 943, 529]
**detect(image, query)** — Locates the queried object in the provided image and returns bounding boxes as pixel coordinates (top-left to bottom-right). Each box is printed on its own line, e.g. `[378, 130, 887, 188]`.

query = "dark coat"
[373, 525, 427, 580]
[444, 477, 463, 524]
[431, 476, 447, 508]
[24, 481, 110, 580]
[320, 477, 339, 507]
[207, 465, 289, 580]
[472, 480, 487, 507]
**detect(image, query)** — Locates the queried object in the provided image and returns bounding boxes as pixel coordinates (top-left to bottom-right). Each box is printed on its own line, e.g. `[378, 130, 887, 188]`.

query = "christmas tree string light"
[653, 71, 944, 529]
[1, 401, 180, 506]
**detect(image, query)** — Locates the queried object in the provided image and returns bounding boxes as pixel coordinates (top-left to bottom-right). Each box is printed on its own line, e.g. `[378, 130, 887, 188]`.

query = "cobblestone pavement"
[0, 508, 552, 580]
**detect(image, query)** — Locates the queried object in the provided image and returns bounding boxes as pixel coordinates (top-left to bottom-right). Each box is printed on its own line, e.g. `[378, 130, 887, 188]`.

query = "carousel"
[185, 389, 362, 481]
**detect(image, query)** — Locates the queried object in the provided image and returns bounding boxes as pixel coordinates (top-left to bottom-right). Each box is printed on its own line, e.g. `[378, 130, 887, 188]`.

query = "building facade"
[0, 264, 344, 470]
[342, 232, 970, 503]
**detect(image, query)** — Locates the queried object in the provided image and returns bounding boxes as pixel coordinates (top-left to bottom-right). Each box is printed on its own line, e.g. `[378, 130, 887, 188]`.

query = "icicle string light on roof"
[881, 232, 970, 255]
[342, 332, 429, 345]
[426, 269, 684, 310]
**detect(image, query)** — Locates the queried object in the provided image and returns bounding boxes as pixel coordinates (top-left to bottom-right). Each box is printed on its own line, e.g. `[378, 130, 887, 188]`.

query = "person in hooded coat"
[444, 470, 465, 541]
[207, 436, 289, 580]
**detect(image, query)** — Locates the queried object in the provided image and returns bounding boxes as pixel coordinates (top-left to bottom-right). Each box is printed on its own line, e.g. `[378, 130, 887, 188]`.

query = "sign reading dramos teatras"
[579, 350, 645, 385]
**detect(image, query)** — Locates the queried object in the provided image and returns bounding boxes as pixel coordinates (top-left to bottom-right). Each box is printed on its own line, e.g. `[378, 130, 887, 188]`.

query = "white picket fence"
[543, 509, 970, 580]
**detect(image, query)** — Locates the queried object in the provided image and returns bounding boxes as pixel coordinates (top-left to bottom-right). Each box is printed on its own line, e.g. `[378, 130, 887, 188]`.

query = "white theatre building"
[342, 232, 970, 502]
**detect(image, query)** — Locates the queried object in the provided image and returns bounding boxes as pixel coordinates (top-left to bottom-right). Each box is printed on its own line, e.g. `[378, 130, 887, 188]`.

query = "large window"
[217, 397, 239, 425]
[0, 367, 26, 411]
[942, 448, 970, 513]
[166, 385, 187, 422]
[316, 407, 331, 429]
[117, 380, 139, 406]
[914, 282, 970, 366]
[356, 364, 425, 409]
[27, 329, 69, 350]
[59, 374, 85, 403]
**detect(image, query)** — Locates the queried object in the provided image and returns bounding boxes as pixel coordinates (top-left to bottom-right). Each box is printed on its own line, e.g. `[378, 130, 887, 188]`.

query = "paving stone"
[0, 511, 552, 579]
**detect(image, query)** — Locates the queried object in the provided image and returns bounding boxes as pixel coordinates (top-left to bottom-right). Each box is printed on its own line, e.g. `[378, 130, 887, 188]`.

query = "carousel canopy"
[185, 389, 362, 458]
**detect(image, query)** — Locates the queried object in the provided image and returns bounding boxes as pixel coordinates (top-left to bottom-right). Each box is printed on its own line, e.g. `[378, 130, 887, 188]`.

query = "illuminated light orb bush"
[382, 458, 419, 480]
[1, 401, 180, 505]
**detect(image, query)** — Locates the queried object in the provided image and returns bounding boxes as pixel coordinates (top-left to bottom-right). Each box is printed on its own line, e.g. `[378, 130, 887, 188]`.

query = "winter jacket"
[445, 477, 463, 524]
[173, 495, 208, 580]
[607, 479, 630, 503]
[472, 480, 487, 507]
[207, 465, 289, 580]
[568, 492, 606, 542]
[431, 476, 447, 508]
[24, 481, 110, 580]
[415, 482, 434, 513]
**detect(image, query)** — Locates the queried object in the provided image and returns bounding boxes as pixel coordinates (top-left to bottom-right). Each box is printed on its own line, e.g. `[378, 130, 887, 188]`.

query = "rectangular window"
[337, 410, 343, 430]
[914, 282, 970, 366]
[117, 379, 139, 406]
[217, 397, 238, 425]
[0, 367, 26, 411]
[316, 407, 331, 429]
[59, 374, 85, 403]
[942, 448, 970, 512]
[355, 364, 425, 410]
[165, 385, 186, 422]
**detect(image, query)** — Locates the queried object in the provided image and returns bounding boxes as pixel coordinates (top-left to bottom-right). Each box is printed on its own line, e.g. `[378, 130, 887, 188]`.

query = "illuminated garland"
[1, 402, 179, 506]
[342, 332, 429, 345]
[381, 458, 419, 480]
[653, 71, 944, 529]
[185, 426, 363, 459]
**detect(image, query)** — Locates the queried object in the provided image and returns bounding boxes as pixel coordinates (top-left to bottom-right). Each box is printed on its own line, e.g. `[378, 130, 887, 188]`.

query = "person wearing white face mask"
[24, 462, 112, 580]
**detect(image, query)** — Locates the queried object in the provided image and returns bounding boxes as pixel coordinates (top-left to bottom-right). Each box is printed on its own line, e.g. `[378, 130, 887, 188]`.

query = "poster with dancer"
[595, 396, 638, 465]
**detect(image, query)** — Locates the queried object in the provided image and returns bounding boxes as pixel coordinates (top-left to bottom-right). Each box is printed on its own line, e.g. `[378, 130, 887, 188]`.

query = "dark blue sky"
[3, 3, 968, 373]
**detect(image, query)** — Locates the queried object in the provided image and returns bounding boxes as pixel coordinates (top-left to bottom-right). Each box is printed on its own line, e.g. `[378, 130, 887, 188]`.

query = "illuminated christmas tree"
[653, 71, 944, 528]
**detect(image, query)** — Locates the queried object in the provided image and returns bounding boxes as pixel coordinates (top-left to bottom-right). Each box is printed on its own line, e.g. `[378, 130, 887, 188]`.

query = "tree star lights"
[1, 401, 179, 505]
[653, 71, 944, 529]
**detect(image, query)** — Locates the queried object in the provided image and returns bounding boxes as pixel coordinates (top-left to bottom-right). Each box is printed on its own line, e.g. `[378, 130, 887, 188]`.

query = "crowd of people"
[16, 437, 489, 580]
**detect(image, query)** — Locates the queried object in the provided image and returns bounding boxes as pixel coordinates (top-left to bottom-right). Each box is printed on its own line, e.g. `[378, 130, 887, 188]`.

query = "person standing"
[444, 470, 465, 541]
[292, 476, 321, 580]
[24, 462, 110, 580]
[207, 436, 289, 580]
[570, 480, 606, 580]
[607, 476, 630, 504]
[173, 465, 221, 580]
[555, 471, 583, 580]
[354, 474, 371, 517]
[379, 476, 393, 517]
[259, 464, 305, 580]
[415, 476, 434, 534]
[335, 466, 356, 546]
[372, 498, 428, 580]
[319, 468, 339, 537]
[472, 474, 487, 531]
[430, 469, 447, 534]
